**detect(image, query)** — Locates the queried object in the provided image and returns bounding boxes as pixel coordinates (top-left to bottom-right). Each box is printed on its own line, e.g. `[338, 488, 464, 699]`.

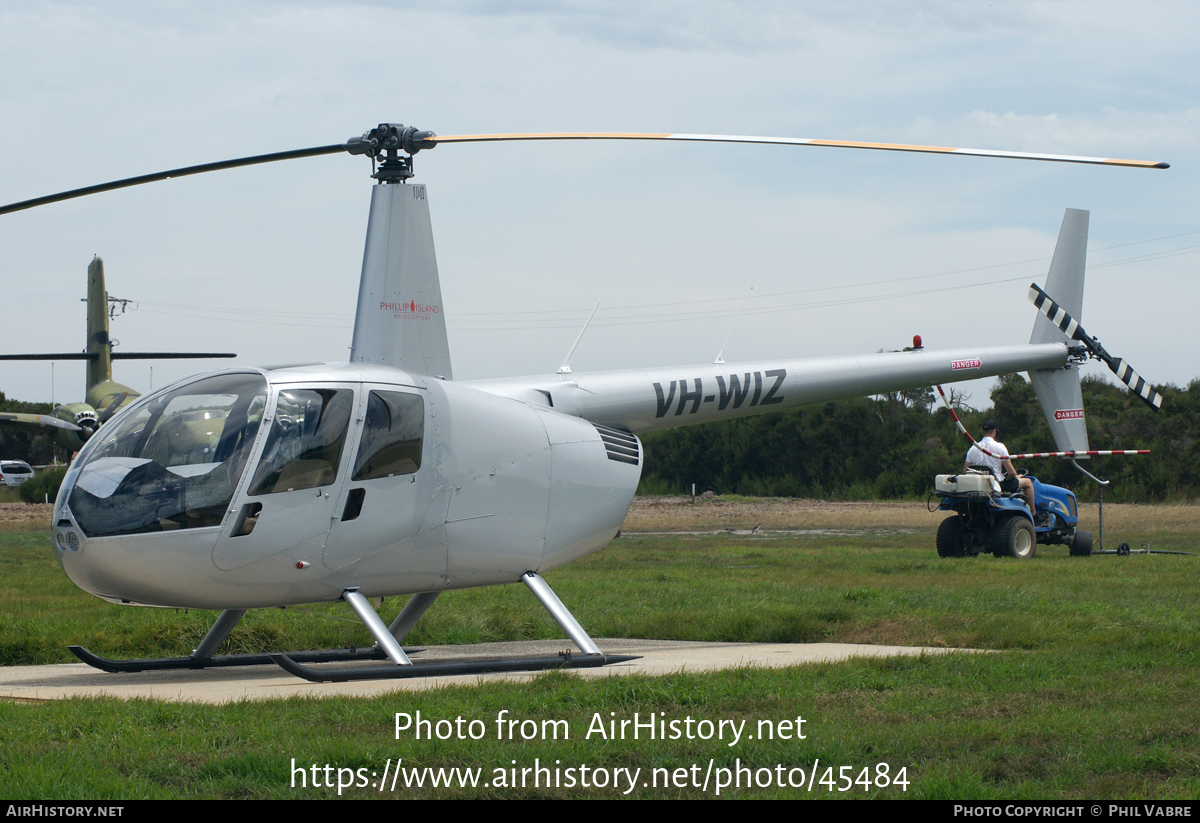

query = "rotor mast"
[346, 125, 453, 378]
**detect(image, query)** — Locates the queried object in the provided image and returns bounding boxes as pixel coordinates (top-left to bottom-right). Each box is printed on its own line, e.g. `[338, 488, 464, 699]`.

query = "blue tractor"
[933, 471, 1092, 559]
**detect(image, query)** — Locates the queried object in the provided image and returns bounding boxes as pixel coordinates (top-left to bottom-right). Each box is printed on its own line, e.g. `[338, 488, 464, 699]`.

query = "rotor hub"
[345, 123, 437, 183]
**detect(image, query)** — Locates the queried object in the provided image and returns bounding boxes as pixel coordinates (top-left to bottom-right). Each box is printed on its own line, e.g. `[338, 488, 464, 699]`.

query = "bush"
[18, 465, 68, 504]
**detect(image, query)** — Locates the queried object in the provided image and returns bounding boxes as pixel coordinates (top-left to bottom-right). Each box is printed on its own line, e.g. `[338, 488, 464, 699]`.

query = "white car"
[0, 460, 35, 487]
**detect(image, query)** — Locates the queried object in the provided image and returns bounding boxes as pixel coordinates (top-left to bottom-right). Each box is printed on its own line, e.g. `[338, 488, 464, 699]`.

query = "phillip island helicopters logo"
[381, 300, 440, 321]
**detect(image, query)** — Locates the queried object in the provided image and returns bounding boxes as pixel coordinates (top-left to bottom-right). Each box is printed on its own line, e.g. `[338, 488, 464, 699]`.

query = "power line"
[127, 229, 1200, 331]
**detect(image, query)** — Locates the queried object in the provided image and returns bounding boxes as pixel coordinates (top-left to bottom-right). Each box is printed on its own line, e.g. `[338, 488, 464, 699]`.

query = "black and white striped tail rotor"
[1027, 283, 1085, 340]
[1027, 283, 1162, 411]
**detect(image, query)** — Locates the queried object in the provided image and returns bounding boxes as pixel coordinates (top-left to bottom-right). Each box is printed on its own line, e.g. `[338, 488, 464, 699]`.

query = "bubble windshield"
[68, 373, 268, 537]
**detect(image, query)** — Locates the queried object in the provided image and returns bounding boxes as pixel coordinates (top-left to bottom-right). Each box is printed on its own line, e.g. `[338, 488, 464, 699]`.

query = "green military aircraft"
[0, 256, 235, 452]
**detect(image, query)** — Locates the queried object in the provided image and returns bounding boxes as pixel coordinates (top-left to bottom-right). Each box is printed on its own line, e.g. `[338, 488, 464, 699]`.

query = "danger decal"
[950, 358, 982, 371]
[1054, 409, 1085, 420]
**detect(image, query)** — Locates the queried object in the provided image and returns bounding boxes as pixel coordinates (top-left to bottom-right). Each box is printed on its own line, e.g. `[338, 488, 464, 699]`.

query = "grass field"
[0, 498, 1197, 799]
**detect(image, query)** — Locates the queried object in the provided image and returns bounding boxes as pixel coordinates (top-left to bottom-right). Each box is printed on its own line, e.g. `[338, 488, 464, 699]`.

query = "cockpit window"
[248, 388, 354, 495]
[352, 391, 424, 480]
[68, 373, 268, 536]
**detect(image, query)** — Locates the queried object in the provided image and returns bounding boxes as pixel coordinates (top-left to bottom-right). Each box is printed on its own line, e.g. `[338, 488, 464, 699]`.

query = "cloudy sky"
[1, 1, 1195, 412]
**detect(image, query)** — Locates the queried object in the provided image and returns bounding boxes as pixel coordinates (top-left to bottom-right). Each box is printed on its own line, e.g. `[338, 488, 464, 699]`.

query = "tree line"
[0, 394, 61, 466]
[638, 375, 1200, 503]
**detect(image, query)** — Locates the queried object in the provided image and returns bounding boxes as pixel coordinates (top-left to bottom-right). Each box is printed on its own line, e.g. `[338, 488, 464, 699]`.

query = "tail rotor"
[1027, 283, 1162, 411]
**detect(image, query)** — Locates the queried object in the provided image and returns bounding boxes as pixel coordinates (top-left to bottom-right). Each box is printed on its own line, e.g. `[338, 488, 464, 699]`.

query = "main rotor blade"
[0, 144, 346, 216]
[429, 132, 1170, 169]
[0, 352, 236, 361]
[0, 353, 94, 361]
[1028, 283, 1162, 410]
[0, 127, 1167, 218]
[110, 352, 237, 360]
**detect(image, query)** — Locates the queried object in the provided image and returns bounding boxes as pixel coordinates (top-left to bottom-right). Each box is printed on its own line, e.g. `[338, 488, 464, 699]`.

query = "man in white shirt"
[965, 420, 1037, 520]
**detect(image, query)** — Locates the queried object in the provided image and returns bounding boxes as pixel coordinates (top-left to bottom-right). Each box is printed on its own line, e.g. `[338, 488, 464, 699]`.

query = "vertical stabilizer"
[1028, 209, 1090, 454]
[349, 183, 453, 379]
[86, 256, 112, 391]
[1028, 366, 1090, 454]
[1030, 209, 1088, 346]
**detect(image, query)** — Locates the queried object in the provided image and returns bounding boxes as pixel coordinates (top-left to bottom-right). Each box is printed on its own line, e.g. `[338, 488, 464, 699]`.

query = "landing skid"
[272, 650, 638, 683]
[68, 644, 390, 673]
[68, 606, 397, 673]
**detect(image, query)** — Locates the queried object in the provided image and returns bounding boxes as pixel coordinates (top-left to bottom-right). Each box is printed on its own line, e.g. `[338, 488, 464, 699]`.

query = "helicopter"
[0, 125, 1167, 682]
[0, 256, 235, 452]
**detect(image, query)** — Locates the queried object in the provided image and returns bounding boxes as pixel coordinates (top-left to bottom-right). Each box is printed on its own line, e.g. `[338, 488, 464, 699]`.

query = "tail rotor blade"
[1107, 358, 1163, 410]
[1028, 284, 1085, 342]
[1027, 283, 1162, 411]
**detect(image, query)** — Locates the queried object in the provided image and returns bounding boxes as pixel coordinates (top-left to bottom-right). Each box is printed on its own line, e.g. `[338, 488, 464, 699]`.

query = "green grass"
[1, 520, 1198, 798]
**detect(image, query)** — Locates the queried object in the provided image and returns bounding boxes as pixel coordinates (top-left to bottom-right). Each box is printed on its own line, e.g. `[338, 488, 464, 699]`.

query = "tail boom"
[466, 342, 1069, 434]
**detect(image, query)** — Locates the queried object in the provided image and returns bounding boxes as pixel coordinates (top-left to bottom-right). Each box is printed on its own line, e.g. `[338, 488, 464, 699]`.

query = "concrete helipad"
[0, 639, 965, 703]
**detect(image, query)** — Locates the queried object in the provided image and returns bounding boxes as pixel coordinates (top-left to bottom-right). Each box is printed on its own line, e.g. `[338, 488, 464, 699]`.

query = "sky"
[1, 1, 1195, 413]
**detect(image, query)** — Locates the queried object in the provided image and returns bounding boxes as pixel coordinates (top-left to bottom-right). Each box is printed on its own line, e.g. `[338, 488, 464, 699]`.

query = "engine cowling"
[429, 380, 642, 588]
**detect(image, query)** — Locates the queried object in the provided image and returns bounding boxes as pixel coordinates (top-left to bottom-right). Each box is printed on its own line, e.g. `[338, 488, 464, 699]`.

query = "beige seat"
[274, 459, 333, 491]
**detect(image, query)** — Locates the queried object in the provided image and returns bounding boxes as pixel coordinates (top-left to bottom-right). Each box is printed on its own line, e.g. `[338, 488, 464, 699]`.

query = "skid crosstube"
[68, 575, 627, 681]
[271, 652, 640, 683]
[68, 644, 392, 673]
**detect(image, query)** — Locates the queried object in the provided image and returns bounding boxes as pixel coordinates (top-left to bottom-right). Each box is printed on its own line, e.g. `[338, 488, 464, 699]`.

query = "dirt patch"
[0, 503, 53, 530]
[1073, 502, 1199, 534]
[622, 496, 1200, 537]
[622, 496, 936, 532]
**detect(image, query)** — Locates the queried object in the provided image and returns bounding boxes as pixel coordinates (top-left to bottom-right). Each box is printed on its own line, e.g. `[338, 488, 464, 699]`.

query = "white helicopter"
[0, 125, 1166, 682]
